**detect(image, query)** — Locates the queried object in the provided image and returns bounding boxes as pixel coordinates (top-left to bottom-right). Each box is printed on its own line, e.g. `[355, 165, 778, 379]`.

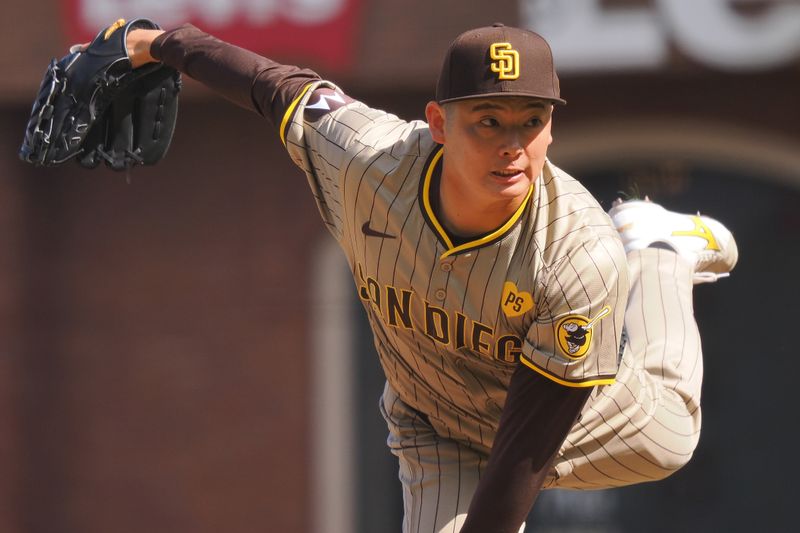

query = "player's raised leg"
[548, 199, 737, 489]
[609, 199, 738, 284]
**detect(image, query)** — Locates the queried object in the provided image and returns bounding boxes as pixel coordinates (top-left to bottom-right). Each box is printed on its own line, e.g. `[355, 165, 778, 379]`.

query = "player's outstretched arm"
[127, 24, 322, 125]
[460, 369, 591, 533]
[461, 234, 629, 531]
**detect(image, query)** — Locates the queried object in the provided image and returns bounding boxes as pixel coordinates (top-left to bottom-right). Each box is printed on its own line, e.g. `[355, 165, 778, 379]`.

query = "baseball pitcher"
[26, 20, 738, 533]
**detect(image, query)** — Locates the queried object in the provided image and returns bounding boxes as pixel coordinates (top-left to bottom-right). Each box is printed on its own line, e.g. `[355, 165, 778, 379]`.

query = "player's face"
[427, 96, 554, 209]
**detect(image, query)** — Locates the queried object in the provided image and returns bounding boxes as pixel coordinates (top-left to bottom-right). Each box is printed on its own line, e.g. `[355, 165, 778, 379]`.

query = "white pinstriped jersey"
[282, 81, 629, 453]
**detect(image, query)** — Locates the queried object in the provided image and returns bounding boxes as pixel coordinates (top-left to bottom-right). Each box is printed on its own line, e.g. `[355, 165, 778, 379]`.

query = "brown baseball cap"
[436, 23, 566, 105]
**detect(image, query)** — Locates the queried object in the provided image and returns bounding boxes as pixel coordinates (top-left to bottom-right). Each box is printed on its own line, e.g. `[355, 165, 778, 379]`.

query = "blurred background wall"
[1, 1, 798, 532]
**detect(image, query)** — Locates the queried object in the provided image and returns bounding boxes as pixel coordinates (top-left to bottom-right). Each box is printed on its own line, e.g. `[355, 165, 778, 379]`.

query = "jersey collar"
[419, 146, 534, 259]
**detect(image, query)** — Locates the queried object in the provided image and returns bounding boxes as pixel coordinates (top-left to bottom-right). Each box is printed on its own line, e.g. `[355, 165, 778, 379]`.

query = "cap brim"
[438, 91, 567, 106]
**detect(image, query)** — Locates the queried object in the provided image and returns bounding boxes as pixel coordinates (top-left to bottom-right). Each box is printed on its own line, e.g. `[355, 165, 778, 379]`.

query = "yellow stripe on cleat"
[672, 216, 720, 251]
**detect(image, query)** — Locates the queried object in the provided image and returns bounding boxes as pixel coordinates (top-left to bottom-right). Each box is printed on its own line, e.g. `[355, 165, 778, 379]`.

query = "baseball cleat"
[608, 198, 738, 284]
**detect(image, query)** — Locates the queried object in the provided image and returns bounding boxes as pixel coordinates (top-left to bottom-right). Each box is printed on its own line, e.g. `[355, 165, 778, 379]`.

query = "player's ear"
[425, 101, 447, 144]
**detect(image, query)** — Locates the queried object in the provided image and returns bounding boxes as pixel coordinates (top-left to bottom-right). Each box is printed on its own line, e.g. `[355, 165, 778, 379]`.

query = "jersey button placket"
[434, 258, 453, 300]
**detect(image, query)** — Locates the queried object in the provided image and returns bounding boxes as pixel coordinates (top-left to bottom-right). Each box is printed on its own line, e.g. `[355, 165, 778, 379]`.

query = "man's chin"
[487, 173, 532, 199]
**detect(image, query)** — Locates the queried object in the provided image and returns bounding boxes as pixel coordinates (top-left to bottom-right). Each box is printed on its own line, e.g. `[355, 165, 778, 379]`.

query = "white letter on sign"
[658, 0, 800, 71]
[285, 0, 347, 25]
[521, 0, 667, 72]
[79, 0, 199, 29]
[79, 0, 345, 29]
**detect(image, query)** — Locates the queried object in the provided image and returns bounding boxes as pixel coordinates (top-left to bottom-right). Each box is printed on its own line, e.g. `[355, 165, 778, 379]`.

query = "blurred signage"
[522, 0, 800, 72]
[62, 0, 362, 70]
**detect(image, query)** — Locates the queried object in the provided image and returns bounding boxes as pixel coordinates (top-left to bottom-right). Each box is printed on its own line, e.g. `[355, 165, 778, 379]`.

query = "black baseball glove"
[19, 18, 181, 171]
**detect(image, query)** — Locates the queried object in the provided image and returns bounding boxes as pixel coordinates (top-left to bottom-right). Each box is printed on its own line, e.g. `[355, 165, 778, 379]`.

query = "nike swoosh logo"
[361, 221, 396, 239]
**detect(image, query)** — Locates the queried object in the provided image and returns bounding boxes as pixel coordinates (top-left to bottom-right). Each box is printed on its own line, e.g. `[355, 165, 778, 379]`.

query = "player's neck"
[437, 172, 527, 239]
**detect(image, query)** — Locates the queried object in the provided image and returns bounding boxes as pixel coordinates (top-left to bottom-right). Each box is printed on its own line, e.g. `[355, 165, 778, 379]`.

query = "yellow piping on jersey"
[519, 357, 616, 388]
[422, 147, 534, 259]
[279, 83, 315, 146]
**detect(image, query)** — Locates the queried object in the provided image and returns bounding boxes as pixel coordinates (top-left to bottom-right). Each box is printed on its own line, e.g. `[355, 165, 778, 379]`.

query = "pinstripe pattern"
[381, 381, 525, 533]
[549, 248, 702, 489]
[284, 85, 704, 527]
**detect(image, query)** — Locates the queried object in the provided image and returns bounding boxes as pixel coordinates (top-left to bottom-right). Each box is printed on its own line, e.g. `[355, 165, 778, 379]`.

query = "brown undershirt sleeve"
[150, 24, 322, 125]
[460, 366, 593, 533]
